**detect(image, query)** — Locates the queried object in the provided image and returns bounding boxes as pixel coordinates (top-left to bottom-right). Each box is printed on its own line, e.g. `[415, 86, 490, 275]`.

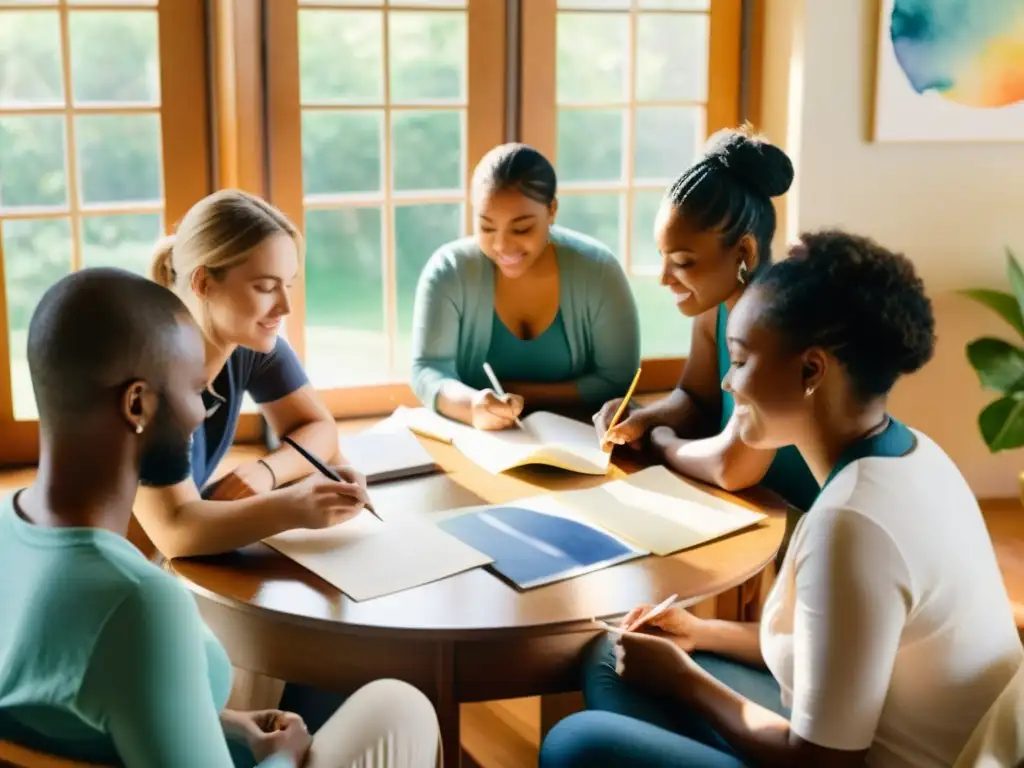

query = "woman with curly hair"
[544, 230, 1024, 767]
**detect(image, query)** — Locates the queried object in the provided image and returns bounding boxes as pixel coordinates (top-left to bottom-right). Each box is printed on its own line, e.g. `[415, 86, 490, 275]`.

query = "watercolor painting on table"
[874, 0, 1024, 141]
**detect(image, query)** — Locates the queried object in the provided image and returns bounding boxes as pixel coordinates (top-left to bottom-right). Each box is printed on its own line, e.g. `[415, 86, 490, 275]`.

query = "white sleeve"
[789, 506, 912, 750]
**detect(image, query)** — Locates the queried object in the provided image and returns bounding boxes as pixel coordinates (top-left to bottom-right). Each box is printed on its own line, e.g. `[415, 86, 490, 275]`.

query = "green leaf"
[959, 289, 1024, 338]
[966, 338, 1024, 392]
[1006, 249, 1024, 333]
[979, 395, 1024, 453]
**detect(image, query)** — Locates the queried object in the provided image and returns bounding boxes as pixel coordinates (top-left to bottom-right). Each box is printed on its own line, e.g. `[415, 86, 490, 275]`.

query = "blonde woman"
[135, 189, 370, 560]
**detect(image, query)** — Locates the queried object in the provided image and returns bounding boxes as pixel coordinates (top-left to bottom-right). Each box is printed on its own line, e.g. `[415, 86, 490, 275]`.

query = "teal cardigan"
[410, 226, 641, 409]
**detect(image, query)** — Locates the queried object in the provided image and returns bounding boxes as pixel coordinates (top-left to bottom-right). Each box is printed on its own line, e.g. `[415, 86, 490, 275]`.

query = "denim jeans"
[540, 635, 788, 767]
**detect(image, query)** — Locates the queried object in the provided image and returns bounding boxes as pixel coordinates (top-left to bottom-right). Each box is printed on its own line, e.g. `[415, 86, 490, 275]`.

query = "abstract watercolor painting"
[874, 0, 1024, 141]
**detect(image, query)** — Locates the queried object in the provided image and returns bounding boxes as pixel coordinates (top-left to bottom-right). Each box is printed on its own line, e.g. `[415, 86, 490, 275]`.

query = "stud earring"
[737, 263, 749, 286]
[804, 386, 815, 398]
[135, 423, 144, 435]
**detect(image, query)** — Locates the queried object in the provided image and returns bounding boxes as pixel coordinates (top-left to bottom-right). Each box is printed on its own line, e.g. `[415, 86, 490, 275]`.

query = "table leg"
[540, 691, 583, 740]
[434, 642, 461, 768]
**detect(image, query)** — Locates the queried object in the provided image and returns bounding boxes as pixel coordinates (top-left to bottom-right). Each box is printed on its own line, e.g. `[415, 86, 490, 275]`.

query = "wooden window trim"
[0, 0, 212, 466]
[520, 0, 744, 395]
[265, 0, 507, 420]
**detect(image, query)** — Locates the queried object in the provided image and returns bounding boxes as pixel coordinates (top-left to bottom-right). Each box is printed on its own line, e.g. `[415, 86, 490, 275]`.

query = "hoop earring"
[737, 263, 749, 286]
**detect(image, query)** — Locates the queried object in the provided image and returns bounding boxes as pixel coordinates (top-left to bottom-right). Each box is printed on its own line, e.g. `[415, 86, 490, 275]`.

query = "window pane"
[302, 111, 383, 196]
[632, 274, 690, 358]
[557, 193, 622, 258]
[557, 13, 628, 103]
[81, 212, 162, 276]
[2, 217, 72, 419]
[299, 10, 383, 104]
[392, 110, 463, 192]
[389, 11, 466, 103]
[636, 13, 708, 102]
[304, 207, 386, 387]
[0, 10, 63, 106]
[558, 0, 629, 7]
[557, 109, 624, 183]
[70, 10, 160, 104]
[393, 202, 463, 375]
[634, 106, 703, 182]
[639, 0, 709, 8]
[76, 113, 162, 205]
[630, 188, 664, 272]
[0, 116, 67, 209]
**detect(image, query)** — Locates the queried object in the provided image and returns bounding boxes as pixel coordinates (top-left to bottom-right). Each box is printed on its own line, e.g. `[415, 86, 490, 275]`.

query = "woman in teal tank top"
[595, 127, 818, 511]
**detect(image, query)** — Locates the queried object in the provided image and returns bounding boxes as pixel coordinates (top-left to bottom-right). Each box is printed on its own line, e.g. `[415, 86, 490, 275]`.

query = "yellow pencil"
[602, 366, 642, 450]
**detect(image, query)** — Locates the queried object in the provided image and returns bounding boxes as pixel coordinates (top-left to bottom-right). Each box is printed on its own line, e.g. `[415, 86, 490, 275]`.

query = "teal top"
[486, 310, 574, 384]
[822, 417, 915, 489]
[716, 304, 820, 512]
[0, 495, 290, 768]
[410, 226, 641, 409]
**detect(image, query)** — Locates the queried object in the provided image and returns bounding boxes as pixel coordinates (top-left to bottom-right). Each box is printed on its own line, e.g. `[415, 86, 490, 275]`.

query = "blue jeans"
[540, 636, 788, 767]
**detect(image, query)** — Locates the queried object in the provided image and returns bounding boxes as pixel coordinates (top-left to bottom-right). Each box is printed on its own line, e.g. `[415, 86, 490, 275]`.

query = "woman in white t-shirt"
[540, 229, 1023, 768]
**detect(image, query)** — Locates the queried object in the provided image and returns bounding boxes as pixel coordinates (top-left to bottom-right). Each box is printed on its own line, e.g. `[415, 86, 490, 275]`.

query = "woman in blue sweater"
[411, 142, 641, 430]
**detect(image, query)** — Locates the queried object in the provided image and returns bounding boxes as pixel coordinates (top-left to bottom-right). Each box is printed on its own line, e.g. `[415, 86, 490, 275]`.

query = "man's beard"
[138, 402, 195, 488]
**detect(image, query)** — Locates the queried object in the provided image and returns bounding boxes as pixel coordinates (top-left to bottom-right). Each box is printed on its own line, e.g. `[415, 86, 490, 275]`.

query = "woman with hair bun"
[544, 230, 1023, 767]
[137, 189, 370, 561]
[594, 126, 818, 512]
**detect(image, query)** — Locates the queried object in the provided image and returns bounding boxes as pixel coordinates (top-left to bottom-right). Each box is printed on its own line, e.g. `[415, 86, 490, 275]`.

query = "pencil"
[602, 366, 643, 450]
[482, 362, 526, 430]
[281, 436, 382, 521]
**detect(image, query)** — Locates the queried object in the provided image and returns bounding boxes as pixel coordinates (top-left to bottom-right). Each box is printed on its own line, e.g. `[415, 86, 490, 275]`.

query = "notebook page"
[550, 466, 766, 556]
[523, 411, 611, 473]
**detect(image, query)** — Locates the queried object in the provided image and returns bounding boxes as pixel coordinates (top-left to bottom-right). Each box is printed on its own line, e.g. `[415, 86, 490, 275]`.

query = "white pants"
[303, 679, 440, 768]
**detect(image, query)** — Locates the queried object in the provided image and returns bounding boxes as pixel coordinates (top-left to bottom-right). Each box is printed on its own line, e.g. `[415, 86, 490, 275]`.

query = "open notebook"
[264, 512, 492, 601]
[390, 406, 610, 476]
[532, 465, 769, 556]
[438, 465, 768, 589]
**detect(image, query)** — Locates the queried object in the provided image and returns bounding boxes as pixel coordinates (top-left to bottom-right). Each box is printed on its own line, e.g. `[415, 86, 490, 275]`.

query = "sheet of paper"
[542, 466, 767, 556]
[264, 513, 493, 601]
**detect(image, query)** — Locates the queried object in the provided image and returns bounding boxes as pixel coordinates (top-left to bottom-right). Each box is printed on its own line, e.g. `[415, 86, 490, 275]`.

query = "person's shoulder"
[427, 236, 484, 273]
[552, 226, 618, 269]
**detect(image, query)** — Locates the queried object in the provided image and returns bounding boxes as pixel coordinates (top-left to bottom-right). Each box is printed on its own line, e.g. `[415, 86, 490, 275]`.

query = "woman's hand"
[594, 399, 650, 451]
[222, 709, 312, 765]
[615, 631, 699, 699]
[619, 604, 706, 653]
[283, 472, 371, 530]
[471, 388, 524, 431]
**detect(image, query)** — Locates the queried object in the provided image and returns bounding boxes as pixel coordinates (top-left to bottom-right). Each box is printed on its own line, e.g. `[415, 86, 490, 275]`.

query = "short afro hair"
[27, 267, 192, 428]
[753, 229, 935, 399]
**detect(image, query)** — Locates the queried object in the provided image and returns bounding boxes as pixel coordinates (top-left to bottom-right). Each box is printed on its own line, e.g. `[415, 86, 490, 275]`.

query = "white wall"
[762, 0, 1024, 497]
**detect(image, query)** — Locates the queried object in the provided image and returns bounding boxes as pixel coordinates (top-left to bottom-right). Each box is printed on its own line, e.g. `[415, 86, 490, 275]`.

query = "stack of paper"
[339, 426, 440, 484]
[264, 512, 493, 601]
[390, 406, 610, 476]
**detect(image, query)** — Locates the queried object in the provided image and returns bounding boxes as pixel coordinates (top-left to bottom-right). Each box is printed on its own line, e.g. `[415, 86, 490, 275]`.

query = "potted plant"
[964, 248, 1024, 500]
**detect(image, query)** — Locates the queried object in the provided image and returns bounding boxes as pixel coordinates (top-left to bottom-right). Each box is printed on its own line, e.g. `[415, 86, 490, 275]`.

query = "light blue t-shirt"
[0, 495, 290, 767]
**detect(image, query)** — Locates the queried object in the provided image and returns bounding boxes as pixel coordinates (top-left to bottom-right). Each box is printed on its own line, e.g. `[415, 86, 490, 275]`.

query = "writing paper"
[264, 512, 493, 601]
[546, 465, 768, 556]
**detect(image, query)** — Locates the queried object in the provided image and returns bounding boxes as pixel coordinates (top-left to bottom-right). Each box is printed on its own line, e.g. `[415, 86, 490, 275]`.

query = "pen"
[602, 366, 643, 451]
[281, 436, 382, 521]
[482, 362, 526, 430]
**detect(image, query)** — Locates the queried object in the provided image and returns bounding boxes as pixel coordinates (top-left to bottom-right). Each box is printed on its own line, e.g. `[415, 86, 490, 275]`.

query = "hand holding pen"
[281, 436, 382, 524]
[471, 362, 525, 431]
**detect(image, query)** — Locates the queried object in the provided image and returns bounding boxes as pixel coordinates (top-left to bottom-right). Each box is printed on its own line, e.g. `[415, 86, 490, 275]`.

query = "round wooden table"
[170, 436, 788, 767]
